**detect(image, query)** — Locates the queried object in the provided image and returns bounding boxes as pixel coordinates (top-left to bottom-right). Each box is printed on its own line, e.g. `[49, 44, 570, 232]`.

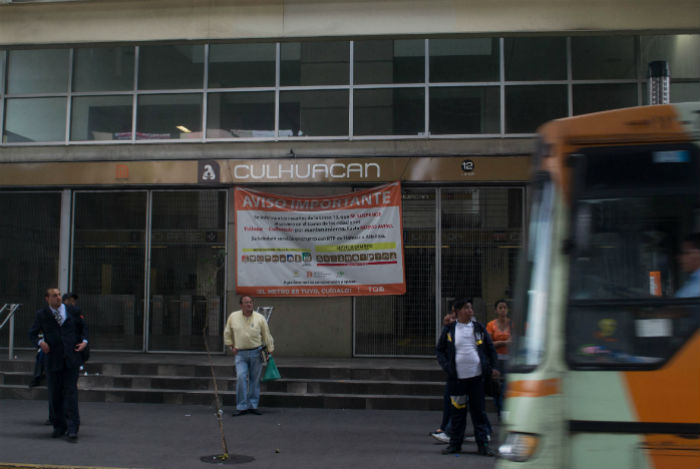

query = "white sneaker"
[430, 432, 450, 444]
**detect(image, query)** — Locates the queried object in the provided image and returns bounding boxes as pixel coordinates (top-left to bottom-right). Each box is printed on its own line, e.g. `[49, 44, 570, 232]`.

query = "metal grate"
[354, 186, 523, 357]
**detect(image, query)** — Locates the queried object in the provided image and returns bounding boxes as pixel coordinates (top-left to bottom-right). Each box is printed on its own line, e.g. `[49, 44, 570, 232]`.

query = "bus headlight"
[498, 432, 539, 462]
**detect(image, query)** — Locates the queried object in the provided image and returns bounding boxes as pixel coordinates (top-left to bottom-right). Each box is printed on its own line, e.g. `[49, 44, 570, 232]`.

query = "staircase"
[0, 350, 447, 411]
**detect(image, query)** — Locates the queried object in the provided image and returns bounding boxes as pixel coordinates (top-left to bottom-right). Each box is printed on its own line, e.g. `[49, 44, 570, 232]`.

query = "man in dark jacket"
[29, 288, 88, 442]
[436, 298, 499, 456]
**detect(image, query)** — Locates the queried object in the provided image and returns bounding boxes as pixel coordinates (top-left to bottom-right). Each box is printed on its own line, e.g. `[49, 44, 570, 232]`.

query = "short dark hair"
[494, 299, 508, 309]
[239, 295, 253, 304]
[452, 298, 472, 310]
[62, 292, 78, 301]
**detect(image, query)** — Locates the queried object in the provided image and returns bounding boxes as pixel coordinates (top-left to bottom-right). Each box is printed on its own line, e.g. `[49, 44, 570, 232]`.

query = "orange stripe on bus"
[506, 378, 560, 398]
[624, 331, 700, 469]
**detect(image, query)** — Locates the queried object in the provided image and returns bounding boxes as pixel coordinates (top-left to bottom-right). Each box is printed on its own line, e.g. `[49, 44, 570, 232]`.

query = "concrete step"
[0, 351, 450, 411]
[2, 370, 445, 396]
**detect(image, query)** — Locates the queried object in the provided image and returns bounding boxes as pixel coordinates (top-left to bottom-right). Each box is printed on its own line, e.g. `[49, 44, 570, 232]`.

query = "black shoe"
[231, 410, 248, 417]
[248, 408, 262, 415]
[51, 428, 66, 438]
[441, 445, 461, 455]
[66, 432, 78, 443]
[477, 444, 495, 457]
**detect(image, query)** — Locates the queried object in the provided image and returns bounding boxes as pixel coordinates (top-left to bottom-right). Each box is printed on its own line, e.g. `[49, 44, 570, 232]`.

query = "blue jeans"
[235, 348, 263, 410]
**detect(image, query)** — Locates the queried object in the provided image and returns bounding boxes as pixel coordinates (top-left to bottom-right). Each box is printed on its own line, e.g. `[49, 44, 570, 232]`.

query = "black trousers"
[46, 365, 80, 433]
[447, 374, 490, 449]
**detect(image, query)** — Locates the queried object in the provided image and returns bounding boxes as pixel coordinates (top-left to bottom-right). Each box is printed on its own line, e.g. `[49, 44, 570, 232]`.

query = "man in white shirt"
[436, 298, 499, 456]
[223, 296, 275, 416]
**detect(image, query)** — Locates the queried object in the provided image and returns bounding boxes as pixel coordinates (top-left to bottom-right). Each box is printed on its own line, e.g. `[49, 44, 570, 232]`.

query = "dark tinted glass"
[354, 39, 424, 84]
[430, 38, 499, 82]
[208, 43, 276, 88]
[74, 46, 135, 92]
[279, 90, 348, 136]
[139, 45, 204, 90]
[573, 84, 638, 115]
[506, 85, 567, 133]
[505, 37, 566, 81]
[354, 88, 425, 136]
[280, 41, 349, 86]
[207, 92, 274, 138]
[430, 86, 499, 134]
[572, 36, 636, 79]
[136, 94, 202, 140]
[71, 95, 133, 141]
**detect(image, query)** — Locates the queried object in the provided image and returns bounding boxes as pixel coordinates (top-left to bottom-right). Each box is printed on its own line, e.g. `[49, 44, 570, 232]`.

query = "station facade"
[0, 0, 698, 357]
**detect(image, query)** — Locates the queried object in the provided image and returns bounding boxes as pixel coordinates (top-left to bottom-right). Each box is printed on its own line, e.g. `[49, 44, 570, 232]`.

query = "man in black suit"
[29, 288, 88, 443]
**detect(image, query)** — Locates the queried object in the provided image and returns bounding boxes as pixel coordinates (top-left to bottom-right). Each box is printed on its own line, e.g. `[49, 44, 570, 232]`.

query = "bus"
[496, 102, 700, 469]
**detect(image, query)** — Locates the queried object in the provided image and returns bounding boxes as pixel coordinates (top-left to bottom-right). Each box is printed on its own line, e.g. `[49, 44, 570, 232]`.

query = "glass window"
[7, 49, 69, 94]
[4, 97, 66, 143]
[138, 45, 204, 90]
[354, 88, 424, 136]
[430, 86, 499, 134]
[573, 84, 638, 115]
[429, 38, 499, 82]
[668, 82, 700, 103]
[566, 145, 699, 368]
[0, 192, 61, 348]
[149, 190, 226, 352]
[354, 39, 424, 84]
[279, 90, 348, 137]
[641, 35, 700, 80]
[572, 36, 636, 80]
[208, 43, 276, 88]
[73, 46, 135, 92]
[136, 94, 202, 140]
[505, 37, 567, 81]
[506, 85, 567, 133]
[73, 191, 147, 350]
[207, 92, 274, 138]
[71, 95, 133, 141]
[280, 41, 349, 86]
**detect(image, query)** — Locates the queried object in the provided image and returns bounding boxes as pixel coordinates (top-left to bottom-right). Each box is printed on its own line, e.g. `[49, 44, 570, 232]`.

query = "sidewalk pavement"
[0, 399, 499, 469]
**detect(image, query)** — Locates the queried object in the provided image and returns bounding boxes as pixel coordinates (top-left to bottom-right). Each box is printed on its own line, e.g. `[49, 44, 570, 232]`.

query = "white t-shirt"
[454, 321, 481, 379]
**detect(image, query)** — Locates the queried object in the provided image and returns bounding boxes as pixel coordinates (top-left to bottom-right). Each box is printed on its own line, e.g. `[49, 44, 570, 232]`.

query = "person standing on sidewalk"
[436, 298, 498, 457]
[224, 295, 275, 416]
[486, 299, 511, 421]
[29, 287, 88, 443]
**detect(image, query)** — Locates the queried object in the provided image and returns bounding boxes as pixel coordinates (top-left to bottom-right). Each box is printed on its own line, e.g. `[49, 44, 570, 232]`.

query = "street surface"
[0, 399, 499, 469]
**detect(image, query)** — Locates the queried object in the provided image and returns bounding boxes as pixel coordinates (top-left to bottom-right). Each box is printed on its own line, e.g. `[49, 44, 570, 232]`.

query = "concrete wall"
[0, 0, 698, 46]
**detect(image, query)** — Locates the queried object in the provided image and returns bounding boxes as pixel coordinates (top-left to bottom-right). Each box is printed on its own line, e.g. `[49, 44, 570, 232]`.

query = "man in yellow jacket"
[223, 295, 275, 416]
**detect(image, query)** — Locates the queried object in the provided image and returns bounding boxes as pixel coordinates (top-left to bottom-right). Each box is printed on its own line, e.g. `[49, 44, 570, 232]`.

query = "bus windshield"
[509, 176, 555, 371]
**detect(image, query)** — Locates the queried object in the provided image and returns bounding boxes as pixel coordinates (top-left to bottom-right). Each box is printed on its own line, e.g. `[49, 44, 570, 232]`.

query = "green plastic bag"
[262, 356, 281, 382]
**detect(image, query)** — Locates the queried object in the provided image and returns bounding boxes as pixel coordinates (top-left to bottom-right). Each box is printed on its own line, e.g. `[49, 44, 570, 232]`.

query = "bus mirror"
[573, 204, 592, 257]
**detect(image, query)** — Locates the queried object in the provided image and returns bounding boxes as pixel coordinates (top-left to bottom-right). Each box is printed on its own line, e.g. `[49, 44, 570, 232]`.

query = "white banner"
[235, 182, 406, 297]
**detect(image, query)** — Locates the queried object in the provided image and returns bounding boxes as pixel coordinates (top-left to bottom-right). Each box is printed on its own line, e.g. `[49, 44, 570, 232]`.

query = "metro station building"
[0, 0, 698, 357]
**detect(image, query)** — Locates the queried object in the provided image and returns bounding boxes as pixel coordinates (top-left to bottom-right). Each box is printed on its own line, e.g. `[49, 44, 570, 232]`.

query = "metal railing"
[0, 303, 21, 360]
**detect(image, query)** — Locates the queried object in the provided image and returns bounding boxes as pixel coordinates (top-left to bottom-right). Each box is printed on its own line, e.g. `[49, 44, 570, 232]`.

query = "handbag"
[262, 356, 281, 382]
